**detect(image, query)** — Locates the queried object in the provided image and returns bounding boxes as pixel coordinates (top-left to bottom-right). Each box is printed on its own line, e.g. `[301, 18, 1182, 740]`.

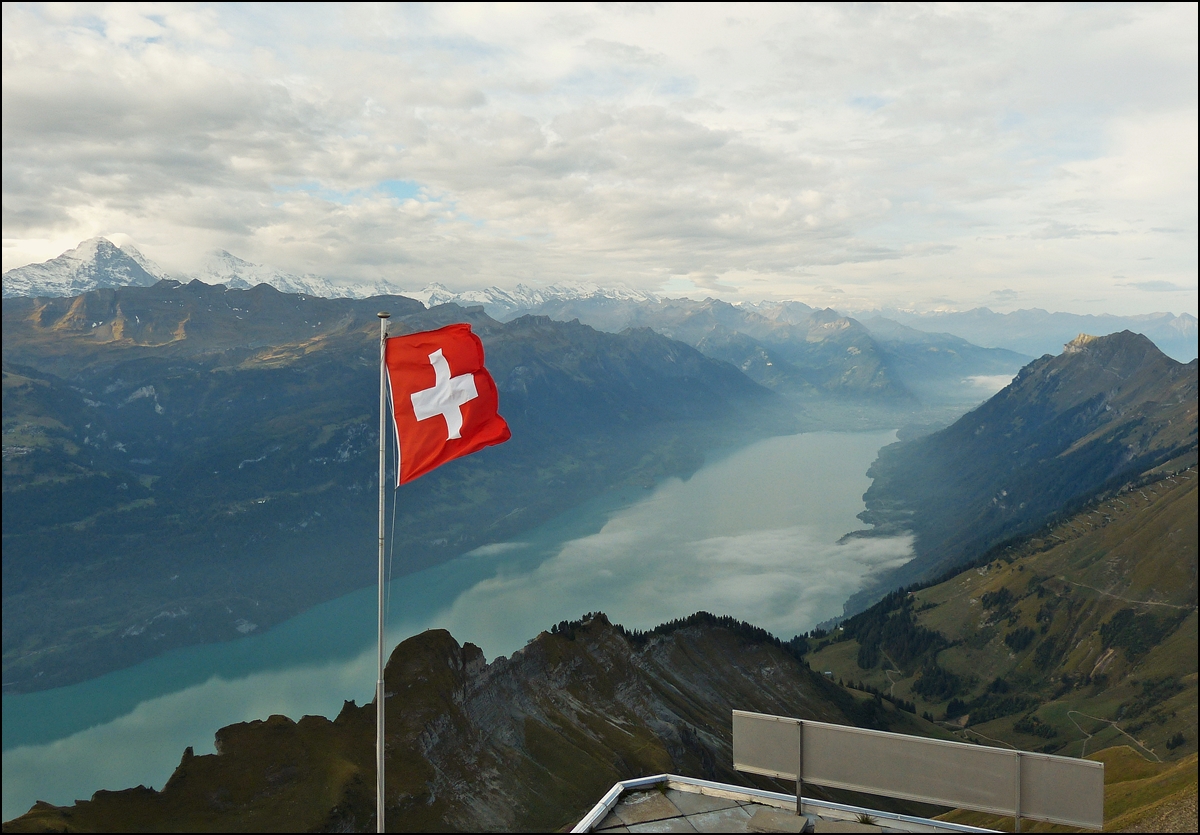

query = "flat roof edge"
[571, 773, 1000, 834]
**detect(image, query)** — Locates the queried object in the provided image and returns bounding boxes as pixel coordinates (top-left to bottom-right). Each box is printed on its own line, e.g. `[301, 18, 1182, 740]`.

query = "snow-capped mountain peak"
[2, 237, 166, 299]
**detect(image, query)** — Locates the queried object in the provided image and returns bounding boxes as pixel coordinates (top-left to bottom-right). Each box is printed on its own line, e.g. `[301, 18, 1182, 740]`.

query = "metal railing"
[733, 709, 1104, 830]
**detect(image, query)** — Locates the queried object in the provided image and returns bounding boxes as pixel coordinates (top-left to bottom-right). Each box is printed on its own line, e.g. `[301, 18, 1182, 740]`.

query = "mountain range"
[0, 239, 165, 299]
[3, 250, 1192, 693]
[1, 239, 658, 316]
[879, 307, 1198, 365]
[5, 238, 1193, 364]
[2, 280, 792, 693]
[510, 294, 1032, 411]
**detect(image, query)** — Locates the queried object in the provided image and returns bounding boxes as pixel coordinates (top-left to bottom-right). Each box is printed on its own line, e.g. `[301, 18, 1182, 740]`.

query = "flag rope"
[385, 484, 398, 628]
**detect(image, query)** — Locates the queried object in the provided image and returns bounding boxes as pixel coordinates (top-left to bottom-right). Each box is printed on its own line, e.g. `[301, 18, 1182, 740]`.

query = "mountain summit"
[1, 238, 165, 299]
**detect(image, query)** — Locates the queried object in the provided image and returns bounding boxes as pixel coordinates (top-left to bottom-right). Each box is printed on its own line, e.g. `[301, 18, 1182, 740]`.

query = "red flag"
[384, 323, 510, 484]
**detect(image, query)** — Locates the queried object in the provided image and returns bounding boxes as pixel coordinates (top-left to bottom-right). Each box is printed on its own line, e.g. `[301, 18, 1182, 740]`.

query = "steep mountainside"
[854, 331, 1197, 601]
[1, 239, 164, 299]
[2, 282, 791, 693]
[807, 453, 1197, 829]
[2, 614, 941, 833]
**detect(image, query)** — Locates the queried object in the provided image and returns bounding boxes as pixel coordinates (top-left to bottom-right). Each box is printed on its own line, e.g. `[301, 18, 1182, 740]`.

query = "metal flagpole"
[376, 311, 391, 834]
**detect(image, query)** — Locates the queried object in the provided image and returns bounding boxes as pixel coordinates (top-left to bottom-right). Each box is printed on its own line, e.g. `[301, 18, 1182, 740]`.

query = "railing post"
[796, 720, 804, 817]
[1014, 751, 1022, 833]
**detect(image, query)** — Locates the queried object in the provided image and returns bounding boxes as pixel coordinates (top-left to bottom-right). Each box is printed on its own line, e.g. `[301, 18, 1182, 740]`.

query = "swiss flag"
[385, 323, 511, 485]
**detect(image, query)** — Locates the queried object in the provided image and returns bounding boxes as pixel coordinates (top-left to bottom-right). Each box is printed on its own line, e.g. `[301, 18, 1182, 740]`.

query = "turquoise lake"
[2, 430, 914, 822]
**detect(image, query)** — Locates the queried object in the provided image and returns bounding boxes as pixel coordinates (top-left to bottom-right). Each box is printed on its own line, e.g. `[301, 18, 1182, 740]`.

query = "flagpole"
[376, 311, 391, 834]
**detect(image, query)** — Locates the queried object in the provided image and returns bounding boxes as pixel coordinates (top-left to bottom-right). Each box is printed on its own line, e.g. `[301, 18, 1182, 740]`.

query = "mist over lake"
[2, 430, 911, 821]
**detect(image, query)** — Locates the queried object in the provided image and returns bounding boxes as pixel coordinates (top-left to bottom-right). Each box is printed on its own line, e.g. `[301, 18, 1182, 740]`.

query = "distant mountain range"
[509, 294, 1031, 408]
[876, 307, 1197, 364]
[1, 238, 1032, 410]
[5, 238, 1194, 363]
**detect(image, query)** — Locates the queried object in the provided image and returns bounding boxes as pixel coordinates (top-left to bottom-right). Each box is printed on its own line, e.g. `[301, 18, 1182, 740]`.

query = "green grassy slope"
[807, 454, 1198, 830]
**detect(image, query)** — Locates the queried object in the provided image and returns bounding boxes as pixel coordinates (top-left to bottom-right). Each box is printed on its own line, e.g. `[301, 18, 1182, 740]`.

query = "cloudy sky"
[2, 3, 1196, 314]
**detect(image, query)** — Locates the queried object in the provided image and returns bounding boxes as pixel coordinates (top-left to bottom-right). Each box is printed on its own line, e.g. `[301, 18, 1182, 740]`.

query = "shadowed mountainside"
[849, 331, 1197, 609]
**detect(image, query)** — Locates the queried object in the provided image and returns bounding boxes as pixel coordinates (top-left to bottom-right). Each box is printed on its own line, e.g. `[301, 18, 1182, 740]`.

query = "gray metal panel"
[731, 712, 1105, 829]
[1020, 752, 1105, 829]
[732, 711, 799, 780]
[801, 719, 1018, 816]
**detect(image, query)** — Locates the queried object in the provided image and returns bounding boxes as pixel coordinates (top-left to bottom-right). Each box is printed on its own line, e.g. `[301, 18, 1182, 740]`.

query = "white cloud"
[2, 3, 1196, 314]
[436, 523, 913, 653]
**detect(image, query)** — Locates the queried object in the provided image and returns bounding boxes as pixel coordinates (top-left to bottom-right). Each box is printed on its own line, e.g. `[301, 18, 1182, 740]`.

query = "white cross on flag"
[384, 323, 510, 484]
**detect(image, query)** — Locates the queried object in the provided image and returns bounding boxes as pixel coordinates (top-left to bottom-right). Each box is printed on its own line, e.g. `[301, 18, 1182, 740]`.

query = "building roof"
[572, 775, 999, 834]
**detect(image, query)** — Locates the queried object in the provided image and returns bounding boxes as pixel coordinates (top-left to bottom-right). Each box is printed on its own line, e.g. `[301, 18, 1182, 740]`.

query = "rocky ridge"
[1, 613, 936, 833]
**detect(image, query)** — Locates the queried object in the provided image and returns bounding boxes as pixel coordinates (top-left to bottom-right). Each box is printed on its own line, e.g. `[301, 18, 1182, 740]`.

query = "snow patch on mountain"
[192, 250, 373, 298]
[404, 281, 658, 318]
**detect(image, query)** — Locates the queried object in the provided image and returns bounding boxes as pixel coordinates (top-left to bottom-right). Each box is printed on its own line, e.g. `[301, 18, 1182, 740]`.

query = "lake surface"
[2, 430, 913, 821]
